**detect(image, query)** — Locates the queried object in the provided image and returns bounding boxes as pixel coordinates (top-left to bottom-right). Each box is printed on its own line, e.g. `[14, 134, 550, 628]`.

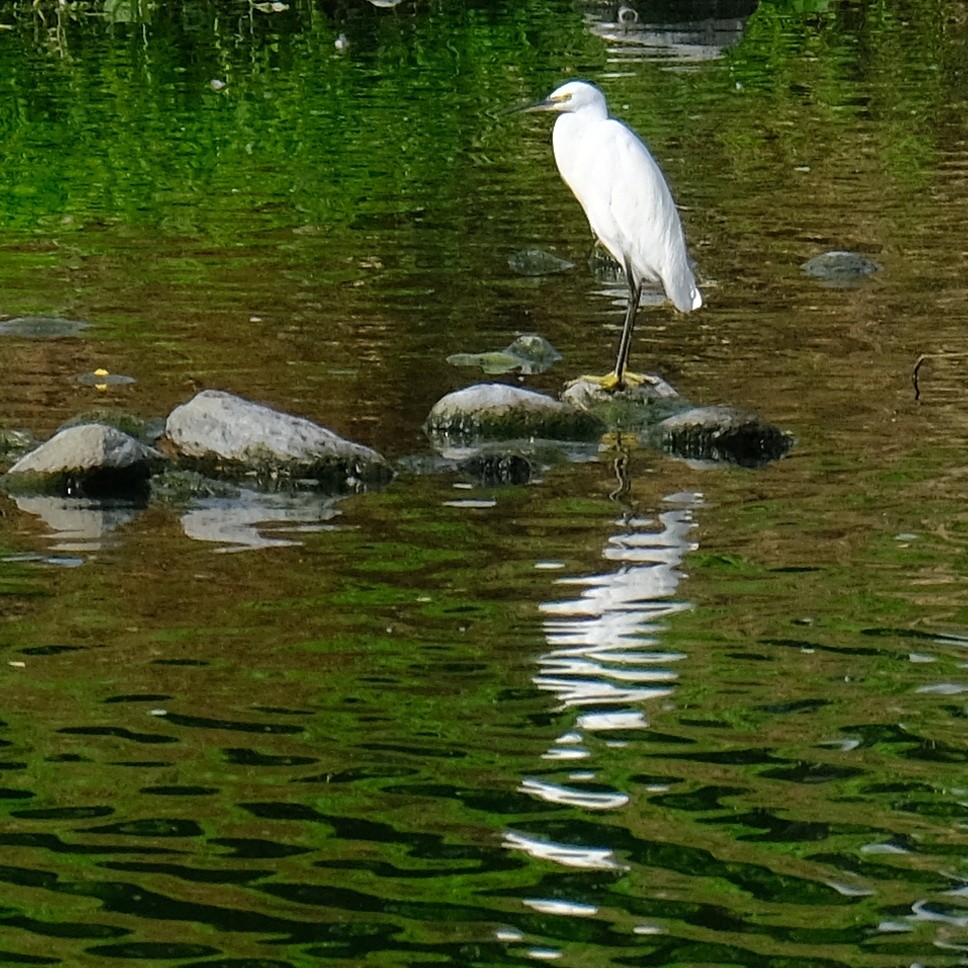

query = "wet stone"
[162, 389, 393, 491]
[0, 429, 37, 469]
[653, 406, 794, 468]
[0, 315, 90, 339]
[59, 410, 164, 444]
[561, 376, 686, 432]
[425, 384, 605, 443]
[459, 452, 534, 486]
[801, 250, 881, 286]
[1, 424, 163, 497]
[447, 333, 562, 375]
[507, 247, 574, 276]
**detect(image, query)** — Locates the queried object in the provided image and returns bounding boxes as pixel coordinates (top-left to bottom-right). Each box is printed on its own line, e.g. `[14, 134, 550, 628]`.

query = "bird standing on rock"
[517, 80, 702, 391]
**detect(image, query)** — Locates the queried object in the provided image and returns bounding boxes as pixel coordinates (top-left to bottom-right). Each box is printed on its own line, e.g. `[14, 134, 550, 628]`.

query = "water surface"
[1, 0, 968, 964]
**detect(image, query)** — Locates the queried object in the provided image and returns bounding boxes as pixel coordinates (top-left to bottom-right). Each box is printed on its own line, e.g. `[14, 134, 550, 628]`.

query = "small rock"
[162, 390, 392, 491]
[504, 334, 562, 367]
[73, 369, 136, 388]
[425, 384, 604, 443]
[801, 250, 881, 286]
[0, 316, 90, 339]
[561, 376, 685, 433]
[459, 453, 534, 486]
[2, 424, 162, 497]
[0, 429, 37, 466]
[59, 410, 164, 444]
[507, 248, 574, 276]
[446, 350, 528, 375]
[447, 333, 562, 376]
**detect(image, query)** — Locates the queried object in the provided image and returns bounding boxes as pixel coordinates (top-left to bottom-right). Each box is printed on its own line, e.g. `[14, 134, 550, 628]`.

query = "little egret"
[517, 80, 702, 390]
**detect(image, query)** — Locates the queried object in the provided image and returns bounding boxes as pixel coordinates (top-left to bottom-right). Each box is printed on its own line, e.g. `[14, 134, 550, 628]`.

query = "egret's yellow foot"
[567, 370, 657, 391]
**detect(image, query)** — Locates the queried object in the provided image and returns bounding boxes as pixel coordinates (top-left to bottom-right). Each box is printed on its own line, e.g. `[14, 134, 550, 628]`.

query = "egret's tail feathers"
[668, 283, 702, 313]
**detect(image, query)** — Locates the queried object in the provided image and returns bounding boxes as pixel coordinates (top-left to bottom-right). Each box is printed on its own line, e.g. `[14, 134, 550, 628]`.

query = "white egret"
[518, 80, 702, 390]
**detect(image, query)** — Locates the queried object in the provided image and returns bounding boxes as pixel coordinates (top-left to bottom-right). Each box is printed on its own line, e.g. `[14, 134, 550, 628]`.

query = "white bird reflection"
[534, 493, 699, 740]
[503, 830, 628, 872]
[520, 777, 629, 811]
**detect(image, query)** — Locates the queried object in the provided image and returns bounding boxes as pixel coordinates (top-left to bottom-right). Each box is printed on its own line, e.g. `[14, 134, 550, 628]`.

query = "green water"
[1, 0, 968, 964]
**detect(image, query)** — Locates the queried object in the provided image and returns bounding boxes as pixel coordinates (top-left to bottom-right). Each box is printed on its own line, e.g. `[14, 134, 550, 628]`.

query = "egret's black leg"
[565, 263, 650, 393]
[613, 263, 642, 388]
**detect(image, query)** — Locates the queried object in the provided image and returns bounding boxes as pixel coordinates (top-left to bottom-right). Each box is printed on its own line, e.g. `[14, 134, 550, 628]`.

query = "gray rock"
[561, 376, 687, 434]
[447, 333, 562, 375]
[0, 429, 37, 467]
[653, 406, 793, 467]
[59, 409, 164, 444]
[163, 390, 392, 491]
[801, 250, 881, 286]
[0, 316, 90, 339]
[505, 334, 562, 367]
[2, 424, 162, 497]
[425, 384, 605, 443]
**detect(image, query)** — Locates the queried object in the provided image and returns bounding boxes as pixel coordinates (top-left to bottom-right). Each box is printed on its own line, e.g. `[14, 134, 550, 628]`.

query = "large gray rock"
[425, 384, 604, 443]
[163, 390, 392, 490]
[2, 424, 161, 497]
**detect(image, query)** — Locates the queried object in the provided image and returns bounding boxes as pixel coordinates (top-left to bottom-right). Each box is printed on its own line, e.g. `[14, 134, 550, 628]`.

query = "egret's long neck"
[552, 107, 604, 185]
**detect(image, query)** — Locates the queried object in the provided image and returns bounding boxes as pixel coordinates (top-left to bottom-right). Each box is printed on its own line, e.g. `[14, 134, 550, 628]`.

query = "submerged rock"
[162, 390, 392, 491]
[801, 250, 881, 286]
[459, 452, 534, 486]
[59, 409, 164, 444]
[447, 333, 562, 376]
[505, 334, 562, 368]
[2, 424, 162, 497]
[0, 316, 90, 339]
[507, 248, 574, 276]
[652, 406, 793, 468]
[425, 384, 604, 443]
[73, 369, 136, 388]
[0, 429, 37, 469]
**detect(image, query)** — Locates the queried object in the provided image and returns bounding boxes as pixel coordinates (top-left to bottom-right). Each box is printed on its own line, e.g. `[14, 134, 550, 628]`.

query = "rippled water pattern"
[2, 0, 968, 964]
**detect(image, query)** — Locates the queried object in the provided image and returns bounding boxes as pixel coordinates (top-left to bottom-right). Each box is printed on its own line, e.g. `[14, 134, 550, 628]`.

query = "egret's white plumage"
[521, 80, 702, 388]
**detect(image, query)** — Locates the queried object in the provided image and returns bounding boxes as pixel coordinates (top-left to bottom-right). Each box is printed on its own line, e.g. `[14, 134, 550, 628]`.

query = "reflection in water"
[583, 0, 757, 63]
[504, 489, 700, 948]
[534, 491, 698, 736]
[179, 490, 343, 552]
[6, 490, 344, 556]
[10, 496, 143, 554]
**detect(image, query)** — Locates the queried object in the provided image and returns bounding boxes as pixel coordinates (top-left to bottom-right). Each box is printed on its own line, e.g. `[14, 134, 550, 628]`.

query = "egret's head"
[513, 80, 608, 116]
